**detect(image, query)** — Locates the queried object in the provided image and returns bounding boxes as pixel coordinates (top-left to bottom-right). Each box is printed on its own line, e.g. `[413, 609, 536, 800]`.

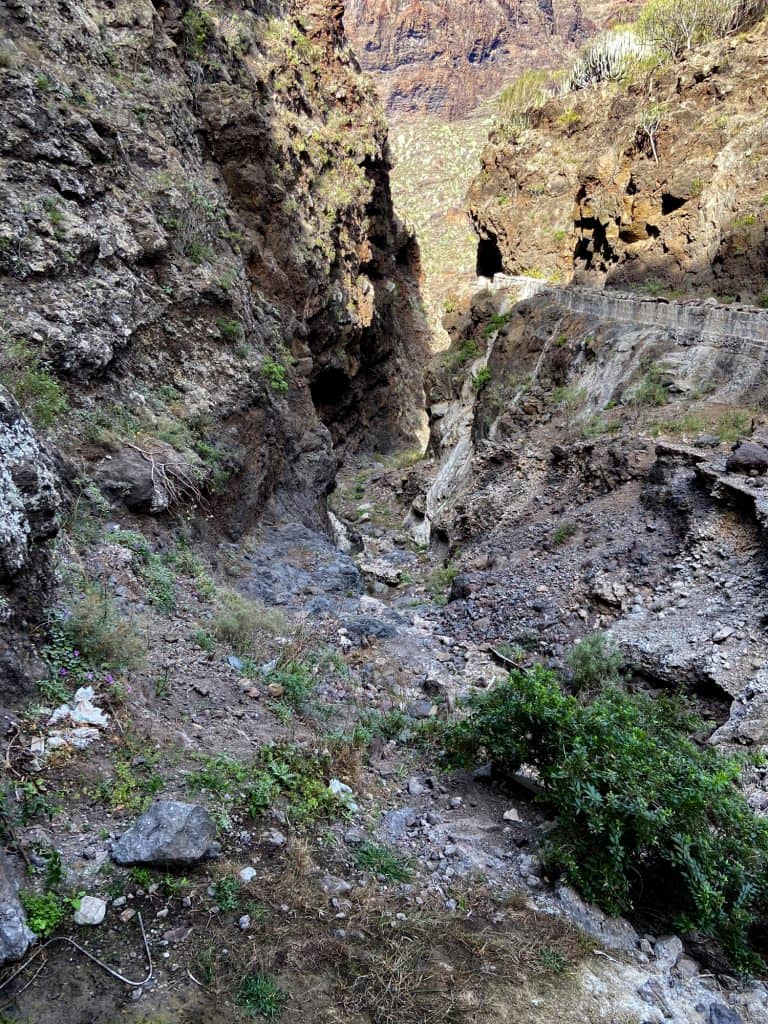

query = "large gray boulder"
[111, 801, 219, 867]
[0, 848, 36, 967]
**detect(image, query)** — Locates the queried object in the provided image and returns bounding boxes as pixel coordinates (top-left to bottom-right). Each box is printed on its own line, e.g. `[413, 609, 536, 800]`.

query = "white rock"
[503, 808, 520, 822]
[239, 867, 257, 883]
[74, 896, 107, 926]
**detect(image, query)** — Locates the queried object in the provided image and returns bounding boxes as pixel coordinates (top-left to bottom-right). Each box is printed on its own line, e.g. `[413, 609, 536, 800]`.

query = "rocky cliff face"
[468, 19, 768, 301]
[0, 0, 429, 617]
[344, 0, 597, 118]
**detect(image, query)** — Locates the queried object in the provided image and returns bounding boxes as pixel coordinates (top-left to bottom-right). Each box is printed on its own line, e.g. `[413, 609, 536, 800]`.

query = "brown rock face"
[344, 0, 595, 118]
[0, 0, 430, 555]
[468, 18, 768, 301]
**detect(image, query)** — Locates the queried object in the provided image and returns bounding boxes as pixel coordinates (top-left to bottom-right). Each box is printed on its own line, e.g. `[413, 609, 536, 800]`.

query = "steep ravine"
[1, 4, 768, 1024]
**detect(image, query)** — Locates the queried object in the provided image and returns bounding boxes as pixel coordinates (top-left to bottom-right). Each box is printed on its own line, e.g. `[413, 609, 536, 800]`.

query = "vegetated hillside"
[388, 112, 493, 337]
[344, 0, 631, 119]
[468, 15, 768, 301]
[0, 0, 431, 624]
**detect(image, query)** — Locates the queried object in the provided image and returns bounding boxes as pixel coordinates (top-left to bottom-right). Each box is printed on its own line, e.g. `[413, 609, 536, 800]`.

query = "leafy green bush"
[20, 890, 69, 938]
[182, 6, 214, 58]
[212, 589, 288, 653]
[566, 633, 624, 692]
[264, 659, 315, 710]
[471, 367, 492, 393]
[212, 876, 240, 911]
[440, 666, 768, 970]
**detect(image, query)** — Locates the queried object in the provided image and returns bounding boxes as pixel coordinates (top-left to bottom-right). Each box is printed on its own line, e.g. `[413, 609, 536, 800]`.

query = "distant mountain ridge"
[344, 0, 620, 118]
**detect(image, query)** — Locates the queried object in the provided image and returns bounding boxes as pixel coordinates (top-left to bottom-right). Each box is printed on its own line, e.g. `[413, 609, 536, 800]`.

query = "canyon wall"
[344, 0, 598, 119]
[468, 18, 768, 302]
[0, 0, 430, 617]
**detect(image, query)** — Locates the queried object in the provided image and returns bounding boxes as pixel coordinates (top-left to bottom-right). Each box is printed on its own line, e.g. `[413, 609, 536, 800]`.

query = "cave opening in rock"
[661, 193, 687, 215]
[476, 234, 504, 278]
[310, 366, 352, 424]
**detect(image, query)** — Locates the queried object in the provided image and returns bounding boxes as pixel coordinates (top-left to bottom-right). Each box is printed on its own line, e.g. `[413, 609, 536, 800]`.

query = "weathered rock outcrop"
[344, 0, 598, 118]
[0, 388, 59, 617]
[0, 0, 429, 564]
[0, 848, 35, 968]
[469, 19, 768, 301]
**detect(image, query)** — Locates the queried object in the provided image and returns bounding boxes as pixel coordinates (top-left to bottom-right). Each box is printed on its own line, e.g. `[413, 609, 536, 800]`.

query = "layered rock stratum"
[344, 0, 598, 118]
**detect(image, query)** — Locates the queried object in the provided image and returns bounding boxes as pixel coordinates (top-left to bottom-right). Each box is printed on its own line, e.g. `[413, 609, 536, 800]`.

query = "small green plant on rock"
[216, 317, 242, 342]
[471, 366, 492, 393]
[444, 339, 479, 372]
[182, 6, 214, 59]
[629, 364, 669, 407]
[262, 357, 289, 395]
[537, 945, 570, 974]
[551, 521, 577, 547]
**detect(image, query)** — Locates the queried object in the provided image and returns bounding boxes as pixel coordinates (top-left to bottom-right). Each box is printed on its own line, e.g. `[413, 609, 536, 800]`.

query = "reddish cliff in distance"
[344, 0, 631, 119]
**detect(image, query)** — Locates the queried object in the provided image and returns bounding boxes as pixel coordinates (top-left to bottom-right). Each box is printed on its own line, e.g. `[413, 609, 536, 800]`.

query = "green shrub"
[440, 666, 768, 970]
[551, 521, 577, 547]
[58, 591, 144, 672]
[250, 744, 345, 825]
[99, 758, 163, 812]
[182, 7, 214, 58]
[471, 367, 492, 393]
[0, 336, 68, 429]
[636, 0, 750, 59]
[262, 357, 289, 395]
[212, 590, 288, 653]
[444, 339, 479, 372]
[187, 754, 248, 796]
[264, 659, 315, 710]
[566, 633, 623, 692]
[212, 876, 240, 911]
[717, 409, 752, 442]
[629, 364, 669, 407]
[216, 317, 242, 341]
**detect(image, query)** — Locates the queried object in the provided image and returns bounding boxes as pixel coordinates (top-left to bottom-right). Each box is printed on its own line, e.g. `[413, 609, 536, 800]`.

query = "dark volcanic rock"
[726, 441, 768, 476]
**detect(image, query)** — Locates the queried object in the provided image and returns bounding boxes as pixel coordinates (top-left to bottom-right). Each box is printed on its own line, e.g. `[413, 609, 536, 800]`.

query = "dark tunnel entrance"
[310, 366, 352, 422]
[476, 234, 504, 278]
